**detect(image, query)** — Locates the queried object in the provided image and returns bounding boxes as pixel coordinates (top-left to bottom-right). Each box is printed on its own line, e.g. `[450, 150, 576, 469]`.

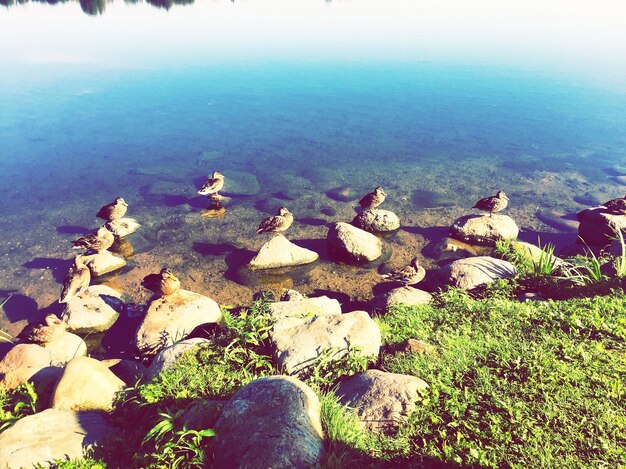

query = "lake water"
[1, 0, 626, 337]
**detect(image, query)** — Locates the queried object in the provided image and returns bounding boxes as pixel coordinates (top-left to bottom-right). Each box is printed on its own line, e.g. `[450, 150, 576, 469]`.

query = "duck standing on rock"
[601, 195, 626, 214]
[17, 314, 67, 344]
[256, 207, 293, 234]
[96, 197, 128, 221]
[358, 186, 387, 211]
[72, 226, 115, 253]
[59, 255, 91, 303]
[473, 191, 509, 217]
[198, 171, 225, 200]
[381, 257, 426, 287]
[142, 268, 181, 297]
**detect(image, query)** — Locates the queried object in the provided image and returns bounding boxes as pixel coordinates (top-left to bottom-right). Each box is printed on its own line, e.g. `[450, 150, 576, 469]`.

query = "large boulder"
[577, 206, 626, 247]
[450, 214, 519, 246]
[62, 285, 123, 334]
[0, 344, 52, 391]
[213, 376, 324, 469]
[0, 409, 112, 469]
[372, 287, 432, 314]
[51, 356, 126, 412]
[135, 289, 222, 355]
[147, 338, 211, 380]
[271, 311, 381, 376]
[41, 331, 87, 365]
[105, 217, 141, 238]
[81, 250, 126, 277]
[248, 235, 319, 270]
[434, 256, 517, 290]
[352, 209, 400, 233]
[267, 296, 342, 320]
[327, 222, 383, 263]
[336, 369, 428, 433]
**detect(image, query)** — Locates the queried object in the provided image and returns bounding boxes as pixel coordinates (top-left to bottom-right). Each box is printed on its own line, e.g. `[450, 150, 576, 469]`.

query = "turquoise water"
[1, 0, 626, 335]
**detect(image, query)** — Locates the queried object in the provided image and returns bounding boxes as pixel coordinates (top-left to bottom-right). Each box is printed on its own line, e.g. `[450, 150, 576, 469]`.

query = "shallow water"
[1, 1, 626, 337]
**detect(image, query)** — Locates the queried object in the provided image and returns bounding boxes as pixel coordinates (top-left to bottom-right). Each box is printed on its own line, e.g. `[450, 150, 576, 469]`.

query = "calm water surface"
[1, 0, 626, 337]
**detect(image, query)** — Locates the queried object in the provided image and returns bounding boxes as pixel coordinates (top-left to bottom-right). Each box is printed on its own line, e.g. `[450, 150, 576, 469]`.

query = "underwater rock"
[610, 175, 626, 185]
[135, 289, 222, 355]
[300, 167, 340, 187]
[372, 287, 432, 314]
[51, 356, 125, 412]
[336, 370, 428, 433]
[573, 192, 603, 207]
[326, 185, 359, 202]
[147, 338, 211, 380]
[450, 214, 519, 246]
[105, 217, 141, 238]
[327, 222, 383, 263]
[221, 170, 261, 196]
[0, 343, 52, 391]
[81, 250, 126, 277]
[213, 376, 324, 469]
[352, 209, 400, 233]
[62, 285, 123, 334]
[271, 310, 380, 376]
[535, 210, 579, 232]
[196, 150, 222, 166]
[412, 189, 456, 208]
[267, 296, 342, 320]
[254, 197, 285, 215]
[577, 206, 626, 247]
[41, 332, 87, 366]
[0, 409, 112, 469]
[433, 256, 517, 291]
[248, 235, 319, 270]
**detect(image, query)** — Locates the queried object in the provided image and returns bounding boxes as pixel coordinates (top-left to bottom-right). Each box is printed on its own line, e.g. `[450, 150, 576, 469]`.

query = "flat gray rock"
[352, 209, 400, 233]
[450, 214, 519, 246]
[81, 250, 126, 277]
[147, 338, 211, 380]
[0, 409, 112, 469]
[327, 222, 383, 263]
[248, 235, 319, 270]
[213, 376, 324, 469]
[221, 170, 261, 196]
[271, 310, 381, 376]
[62, 285, 123, 334]
[267, 296, 342, 320]
[337, 369, 428, 433]
[435, 256, 517, 290]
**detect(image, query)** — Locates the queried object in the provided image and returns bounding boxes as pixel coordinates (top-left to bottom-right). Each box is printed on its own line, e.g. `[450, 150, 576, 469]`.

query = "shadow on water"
[0, 291, 38, 323]
[56, 225, 92, 235]
[294, 238, 331, 262]
[402, 225, 449, 242]
[371, 281, 401, 297]
[309, 288, 370, 312]
[23, 257, 72, 283]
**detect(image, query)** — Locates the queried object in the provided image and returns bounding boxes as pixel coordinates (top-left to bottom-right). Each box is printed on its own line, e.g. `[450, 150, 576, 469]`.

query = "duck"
[256, 207, 293, 234]
[72, 226, 115, 252]
[59, 255, 91, 303]
[381, 257, 426, 287]
[198, 171, 225, 197]
[601, 195, 626, 214]
[17, 314, 67, 344]
[141, 268, 181, 297]
[472, 191, 509, 217]
[96, 197, 128, 221]
[358, 186, 387, 210]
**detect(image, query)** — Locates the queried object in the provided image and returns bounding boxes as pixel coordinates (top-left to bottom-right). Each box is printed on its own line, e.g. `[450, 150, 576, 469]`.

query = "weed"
[0, 382, 38, 431]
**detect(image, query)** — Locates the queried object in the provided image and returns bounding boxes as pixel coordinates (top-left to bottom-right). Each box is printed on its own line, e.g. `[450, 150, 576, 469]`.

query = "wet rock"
[248, 235, 319, 270]
[42, 332, 87, 365]
[336, 369, 428, 433]
[271, 310, 381, 376]
[105, 217, 141, 238]
[0, 344, 52, 391]
[327, 222, 383, 263]
[101, 359, 148, 386]
[0, 409, 112, 469]
[147, 338, 211, 380]
[535, 210, 579, 232]
[222, 170, 261, 196]
[450, 214, 519, 246]
[326, 186, 359, 202]
[372, 287, 432, 314]
[577, 206, 626, 247]
[433, 256, 517, 290]
[62, 285, 123, 334]
[135, 289, 222, 355]
[352, 209, 400, 233]
[51, 356, 126, 412]
[81, 250, 126, 277]
[213, 376, 324, 469]
[267, 296, 342, 320]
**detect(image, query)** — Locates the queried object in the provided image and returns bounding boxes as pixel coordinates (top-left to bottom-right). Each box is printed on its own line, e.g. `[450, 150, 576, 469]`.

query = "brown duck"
[18, 314, 67, 344]
[601, 195, 626, 214]
[59, 255, 91, 303]
[473, 191, 509, 217]
[358, 186, 387, 210]
[72, 226, 115, 252]
[96, 197, 128, 221]
[141, 268, 181, 297]
[256, 207, 293, 234]
[381, 257, 426, 287]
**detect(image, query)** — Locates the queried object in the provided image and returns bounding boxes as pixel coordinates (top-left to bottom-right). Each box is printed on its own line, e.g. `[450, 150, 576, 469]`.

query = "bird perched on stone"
[72, 226, 115, 253]
[17, 314, 67, 344]
[601, 195, 626, 214]
[381, 257, 426, 287]
[96, 197, 128, 221]
[472, 191, 509, 217]
[198, 171, 225, 197]
[256, 207, 293, 234]
[358, 186, 387, 210]
[59, 255, 91, 303]
[141, 268, 181, 297]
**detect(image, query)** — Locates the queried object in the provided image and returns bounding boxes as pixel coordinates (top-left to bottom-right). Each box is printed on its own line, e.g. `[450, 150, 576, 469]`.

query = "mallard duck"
[96, 197, 128, 221]
[359, 186, 387, 210]
[59, 255, 91, 303]
[17, 314, 67, 344]
[72, 226, 115, 252]
[198, 171, 225, 196]
[141, 268, 181, 296]
[381, 257, 426, 286]
[601, 195, 626, 214]
[473, 191, 509, 217]
[256, 207, 293, 234]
